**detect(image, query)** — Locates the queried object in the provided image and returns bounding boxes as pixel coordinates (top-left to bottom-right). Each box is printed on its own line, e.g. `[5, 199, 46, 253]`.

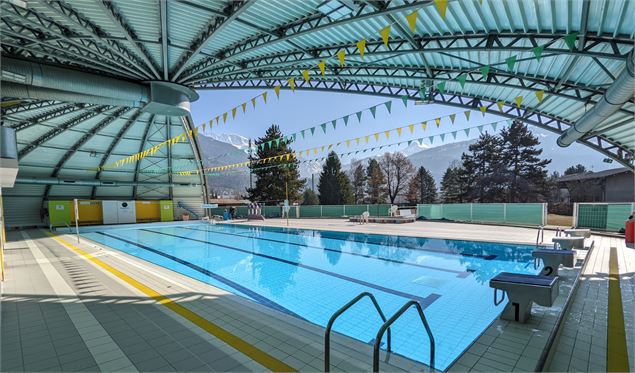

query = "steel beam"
[8, 104, 87, 131]
[160, 0, 169, 80]
[133, 114, 156, 198]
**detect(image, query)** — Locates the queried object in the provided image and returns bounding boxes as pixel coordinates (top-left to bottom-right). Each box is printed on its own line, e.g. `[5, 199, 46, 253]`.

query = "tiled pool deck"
[0, 220, 631, 372]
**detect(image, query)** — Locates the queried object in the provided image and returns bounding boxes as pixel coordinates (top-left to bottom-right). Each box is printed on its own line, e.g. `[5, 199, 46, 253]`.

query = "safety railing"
[324, 292, 391, 372]
[536, 225, 545, 244]
[372, 300, 435, 372]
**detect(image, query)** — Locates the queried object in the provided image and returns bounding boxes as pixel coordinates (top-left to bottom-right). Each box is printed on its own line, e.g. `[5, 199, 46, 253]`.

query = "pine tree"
[564, 164, 587, 175]
[351, 162, 367, 204]
[459, 133, 506, 202]
[301, 189, 319, 205]
[407, 166, 437, 204]
[441, 165, 466, 203]
[365, 158, 387, 204]
[247, 125, 305, 204]
[500, 122, 551, 202]
[317, 152, 353, 205]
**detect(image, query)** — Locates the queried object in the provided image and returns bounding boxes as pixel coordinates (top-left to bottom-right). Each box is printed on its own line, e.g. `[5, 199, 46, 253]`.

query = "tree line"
[246, 122, 552, 205]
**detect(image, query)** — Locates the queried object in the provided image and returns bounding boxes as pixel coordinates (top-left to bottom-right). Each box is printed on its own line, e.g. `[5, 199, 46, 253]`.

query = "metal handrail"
[536, 225, 545, 244]
[324, 292, 391, 372]
[372, 300, 435, 373]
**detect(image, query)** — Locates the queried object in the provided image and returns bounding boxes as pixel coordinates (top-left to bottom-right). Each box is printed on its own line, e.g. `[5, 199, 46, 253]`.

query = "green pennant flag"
[506, 55, 517, 71]
[532, 45, 544, 61]
[449, 113, 456, 124]
[436, 82, 445, 93]
[491, 122, 498, 131]
[310, 127, 316, 135]
[260, 143, 265, 150]
[356, 111, 363, 122]
[564, 32, 578, 51]
[301, 129, 305, 139]
[331, 120, 337, 130]
[401, 95, 408, 107]
[429, 136, 434, 144]
[480, 65, 490, 80]
[440, 133, 445, 142]
[343, 115, 349, 126]
[320, 123, 327, 134]
[457, 73, 467, 88]
[292, 134, 297, 142]
[275, 138, 281, 147]
[477, 125, 484, 134]
[370, 106, 377, 118]
[464, 110, 471, 121]
[384, 101, 392, 113]
[464, 128, 470, 137]
[267, 140, 272, 148]
[408, 140, 413, 146]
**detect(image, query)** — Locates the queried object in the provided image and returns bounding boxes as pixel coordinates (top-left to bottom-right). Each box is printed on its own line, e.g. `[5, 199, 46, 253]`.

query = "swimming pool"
[83, 222, 541, 370]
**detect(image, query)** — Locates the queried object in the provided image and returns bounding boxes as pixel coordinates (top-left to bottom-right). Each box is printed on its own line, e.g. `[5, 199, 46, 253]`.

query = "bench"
[564, 228, 592, 238]
[532, 249, 575, 276]
[552, 236, 585, 250]
[489, 272, 559, 323]
[398, 209, 414, 218]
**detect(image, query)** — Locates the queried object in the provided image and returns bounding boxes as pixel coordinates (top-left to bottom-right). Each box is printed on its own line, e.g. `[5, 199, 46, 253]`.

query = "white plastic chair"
[388, 205, 398, 217]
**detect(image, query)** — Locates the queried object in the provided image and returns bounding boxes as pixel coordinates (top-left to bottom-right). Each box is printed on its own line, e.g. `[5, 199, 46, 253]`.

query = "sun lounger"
[552, 236, 585, 250]
[532, 249, 575, 276]
[489, 272, 559, 323]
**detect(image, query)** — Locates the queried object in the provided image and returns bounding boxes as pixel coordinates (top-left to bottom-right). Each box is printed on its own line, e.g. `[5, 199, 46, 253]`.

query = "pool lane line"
[43, 231, 297, 373]
[94, 231, 304, 321]
[607, 246, 630, 372]
[227, 224, 498, 260]
[182, 226, 472, 278]
[141, 228, 442, 307]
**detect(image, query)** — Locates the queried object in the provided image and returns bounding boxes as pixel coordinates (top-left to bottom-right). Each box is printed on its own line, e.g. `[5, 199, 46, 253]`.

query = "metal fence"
[574, 202, 635, 232]
[206, 204, 393, 219]
[416, 203, 547, 226]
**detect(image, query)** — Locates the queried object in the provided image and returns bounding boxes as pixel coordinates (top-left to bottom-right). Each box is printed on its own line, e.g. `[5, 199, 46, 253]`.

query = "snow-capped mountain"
[204, 132, 250, 149]
[400, 140, 432, 156]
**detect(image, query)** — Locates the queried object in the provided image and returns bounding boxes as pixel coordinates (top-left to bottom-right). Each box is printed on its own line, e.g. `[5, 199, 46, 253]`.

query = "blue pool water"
[83, 223, 541, 370]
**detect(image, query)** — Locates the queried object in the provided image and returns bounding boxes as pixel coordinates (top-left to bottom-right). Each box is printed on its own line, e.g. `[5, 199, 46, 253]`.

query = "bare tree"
[379, 152, 415, 204]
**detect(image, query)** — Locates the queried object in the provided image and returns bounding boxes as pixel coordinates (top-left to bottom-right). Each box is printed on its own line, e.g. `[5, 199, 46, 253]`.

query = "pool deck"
[1, 220, 632, 373]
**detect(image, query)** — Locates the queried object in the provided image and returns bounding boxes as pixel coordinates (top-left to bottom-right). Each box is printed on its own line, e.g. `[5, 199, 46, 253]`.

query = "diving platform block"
[532, 249, 575, 276]
[552, 236, 585, 250]
[564, 229, 592, 238]
[489, 272, 559, 323]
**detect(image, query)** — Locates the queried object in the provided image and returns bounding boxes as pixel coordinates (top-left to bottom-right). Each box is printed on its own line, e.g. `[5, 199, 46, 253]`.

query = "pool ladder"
[324, 292, 435, 373]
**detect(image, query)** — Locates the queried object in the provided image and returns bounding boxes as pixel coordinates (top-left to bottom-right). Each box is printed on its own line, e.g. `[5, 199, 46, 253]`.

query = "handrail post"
[373, 300, 435, 373]
[324, 292, 391, 372]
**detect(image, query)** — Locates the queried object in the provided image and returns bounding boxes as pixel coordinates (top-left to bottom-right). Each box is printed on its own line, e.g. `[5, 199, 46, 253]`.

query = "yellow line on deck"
[607, 246, 629, 372]
[44, 231, 296, 373]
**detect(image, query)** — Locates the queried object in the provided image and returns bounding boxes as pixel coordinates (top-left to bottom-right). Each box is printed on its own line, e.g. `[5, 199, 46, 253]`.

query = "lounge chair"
[490, 272, 559, 323]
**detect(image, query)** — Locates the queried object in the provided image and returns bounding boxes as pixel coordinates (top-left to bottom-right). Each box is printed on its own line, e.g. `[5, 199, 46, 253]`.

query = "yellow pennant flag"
[193, 127, 199, 137]
[374, 133, 380, 142]
[515, 96, 523, 107]
[251, 97, 257, 108]
[314, 148, 318, 155]
[346, 139, 351, 147]
[408, 124, 415, 134]
[497, 101, 505, 112]
[215, 116, 220, 125]
[355, 137, 360, 145]
[380, 26, 391, 46]
[288, 78, 296, 91]
[318, 60, 326, 76]
[384, 130, 391, 139]
[223, 112, 228, 123]
[241, 102, 247, 113]
[274, 85, 281, 98]
[262, 92, 268, 103]
[396, 127, 403, 137]
[302, 70, 310, 83]
[202, 123, 207, 131]
[328, 144, 333, 150]
[464, 111, 471, 121]
[435, 0, 448, 19]
[337, 50, 345, 67]
[480, 106, 487, 115]
[357, 39, 366, 58]
[406, 11, 418, 32]
[535, 90, 545, 103]
[321, 145, 325, 152]
[435, 118, 441, 127]
[365, 135, 369, 143]
[421, 122, 427, 131]
[231, 107, 237, 119]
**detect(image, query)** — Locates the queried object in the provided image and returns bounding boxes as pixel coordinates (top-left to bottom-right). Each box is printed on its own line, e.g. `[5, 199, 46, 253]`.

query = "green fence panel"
[606, 204, 632, 231]
[236, 206, 249, 218]
[577, 203, 633, 231]
[472, 203, 505, 223]
[443, 204, 469, 221]
[262, 206, 282, 218]
[417, 203, 545, 226]
[506, 204, 544, 225]
[344, 205, 368, 216]
[367, 204, 391, 216]
[322, 205, 345, 217]
[300, 205, 321, 218]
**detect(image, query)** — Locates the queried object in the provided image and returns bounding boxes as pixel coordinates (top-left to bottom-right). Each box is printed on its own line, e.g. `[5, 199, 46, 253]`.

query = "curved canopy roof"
[1, 0, 634, 202]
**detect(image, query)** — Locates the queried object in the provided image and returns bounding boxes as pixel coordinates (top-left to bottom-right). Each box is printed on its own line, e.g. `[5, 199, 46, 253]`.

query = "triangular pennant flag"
[318, 60, 326, 76]
[262, 92, 268, 103]
[457, 73, 467, 88]
[429, 136, 434, 144]
[337, 50, 345, 67]
[231, 107, 237, 119]
[515, 96, 523, 107]
[355, 137, 360, 145]
[480, 106, 487, 115]
[288, 78, 296, 91]
[440, 134, 445, 142]
[374, 133, 380, 141]
[408, 140, 413, 146]
[478, 125, 484, 134]
[251, 97, 257, 108]
[436, 82, 445, 93]
[327, 144, 333, 150]
[449, 114, 456, 124]
[480, 65, 490, 80]
[434, 0, 448, 19]
[346, 139, 350, 147]
[421, 122, 427, 130]
[535, 90, 545, 103]
[321, 146, 325, 152]
[241, 102, 247, 113]
[491, 122, 498, 131]
[564, 32, 578, 50]
[343, 115, 349, 126]
[401, 95, 408, 107]
[506, 55, 517, 72]
[384, 101, 392, 113]
[464, 110, 471, 121]
[331, 120, 337, 130]
[302, 70, 310, 83]
[274, 85, 281, 98]
[464, 128, 470, 137]
[497, 100, 505, 112]
[384, 130, 390, 139]
[215, 116, 220, 125]
[380, 26, 391, 46]
[310, 127, 316, 135]
[533, 45, 544, 61]
[396, 127, 403, 136]
[357, 39, 366, 58]
[408, 124, 415, 134]
[370, 106, 377, 118]
[202, 123, 207, 131]
[356, 111, 363, 122]
[223, 112, 228, 123]
[435, 118, 441, 127]
[320, 123, 327, 134]
[406, 11, 417, 32]
[364, 135, 369, 143]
